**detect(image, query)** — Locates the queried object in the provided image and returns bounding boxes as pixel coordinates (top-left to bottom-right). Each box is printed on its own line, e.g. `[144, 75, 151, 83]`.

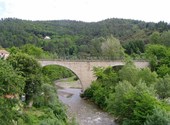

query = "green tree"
[156, 21, 169, 32]
[145, 44, 170, 76]
[7, 53, 43, 107]
[8, 46, 22, 54]
[21, 44, 44, 58]
[145, 44, 167, 60]
[106, 80, 134, 115]
[138, 68, 158, 87]
[112, 81, 160, 125]
[93, 66, 118, 88]
[155, 75, 170, 99]
[118, 64, 139, 86]
[0, 60, 25, 95]
[0, 60, 25, 125]
[42, 65, 73, 82]
[149, 31, 161, 44]
[145, 44, 169, 73]
[101, 35, 125, 59]
[89, 37, 104, 58]
[160, 30, 170, 46]
[123, 40, 145, 55]
[144, 108, 170, 125]
[157, 64, 170, 77]
[82, 66, 119, 108]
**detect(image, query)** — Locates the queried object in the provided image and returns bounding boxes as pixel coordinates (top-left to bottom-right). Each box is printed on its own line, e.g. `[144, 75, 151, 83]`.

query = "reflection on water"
[57, 87, 117, 125]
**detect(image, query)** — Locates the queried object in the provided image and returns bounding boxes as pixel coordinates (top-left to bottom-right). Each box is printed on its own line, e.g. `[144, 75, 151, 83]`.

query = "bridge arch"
[42, 64, 83, 89]
[39, 60, 149, 90]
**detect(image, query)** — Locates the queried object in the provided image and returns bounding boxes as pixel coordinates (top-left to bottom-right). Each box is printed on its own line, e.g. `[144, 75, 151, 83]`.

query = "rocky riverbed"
[56, 79, 117, 125]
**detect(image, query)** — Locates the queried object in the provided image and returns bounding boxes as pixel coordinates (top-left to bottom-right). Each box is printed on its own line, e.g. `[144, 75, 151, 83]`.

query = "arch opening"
[42, 64, 83, 89]
[112, 65, 124, 72]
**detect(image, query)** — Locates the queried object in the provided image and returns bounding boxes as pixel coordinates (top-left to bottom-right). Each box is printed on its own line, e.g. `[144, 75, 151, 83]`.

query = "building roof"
[0, 49, 9, 54]
[44, 36, 51, 40]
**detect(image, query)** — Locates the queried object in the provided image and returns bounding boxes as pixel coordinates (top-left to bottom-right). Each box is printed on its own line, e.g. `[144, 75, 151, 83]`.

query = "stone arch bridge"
[39, 60, 149, 90]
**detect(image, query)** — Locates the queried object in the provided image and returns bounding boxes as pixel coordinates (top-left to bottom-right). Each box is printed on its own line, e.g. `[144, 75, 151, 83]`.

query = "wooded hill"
[0, 18, 169, 59]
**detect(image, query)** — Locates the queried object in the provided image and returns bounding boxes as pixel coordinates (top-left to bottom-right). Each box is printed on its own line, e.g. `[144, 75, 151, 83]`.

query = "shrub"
[144, 108, 170, 125]
[113, 81, 160, 125]
[155, 74, 170, 99]
[81, 81, 100, 99]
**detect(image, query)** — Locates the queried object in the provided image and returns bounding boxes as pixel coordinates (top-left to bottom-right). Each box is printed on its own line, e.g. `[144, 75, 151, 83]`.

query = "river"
[56, 80, 117, 125]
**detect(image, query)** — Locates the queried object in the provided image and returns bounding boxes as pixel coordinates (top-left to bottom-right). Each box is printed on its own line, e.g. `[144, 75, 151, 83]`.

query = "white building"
[0, 49, 9, 59]
[44, 36, 51, 40]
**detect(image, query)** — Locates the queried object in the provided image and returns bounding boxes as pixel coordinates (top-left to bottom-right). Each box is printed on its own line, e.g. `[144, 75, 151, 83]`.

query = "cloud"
[0, 3, 5, 13]
[0, 0, 169, 23]
[0, 1, 7, 16]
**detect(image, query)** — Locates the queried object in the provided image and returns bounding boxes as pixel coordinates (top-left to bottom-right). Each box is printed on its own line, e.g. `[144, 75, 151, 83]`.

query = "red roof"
[0, 50, 9, 54]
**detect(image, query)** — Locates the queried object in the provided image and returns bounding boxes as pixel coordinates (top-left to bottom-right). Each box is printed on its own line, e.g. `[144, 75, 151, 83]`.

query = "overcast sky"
[0, 0, 169, 23]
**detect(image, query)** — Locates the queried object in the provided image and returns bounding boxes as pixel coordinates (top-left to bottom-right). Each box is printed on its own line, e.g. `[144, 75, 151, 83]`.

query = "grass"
[59, 76, 78, 82]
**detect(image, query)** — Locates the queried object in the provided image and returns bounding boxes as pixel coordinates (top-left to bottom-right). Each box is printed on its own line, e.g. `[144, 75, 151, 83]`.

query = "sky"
[0, 0, 169, 23]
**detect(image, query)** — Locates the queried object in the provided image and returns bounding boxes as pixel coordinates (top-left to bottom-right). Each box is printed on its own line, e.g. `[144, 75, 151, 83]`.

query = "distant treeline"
[0, 18, 170, 59]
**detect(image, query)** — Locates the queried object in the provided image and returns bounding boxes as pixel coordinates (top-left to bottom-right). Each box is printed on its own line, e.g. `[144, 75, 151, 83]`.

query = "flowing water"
[56, 80, 117, 125]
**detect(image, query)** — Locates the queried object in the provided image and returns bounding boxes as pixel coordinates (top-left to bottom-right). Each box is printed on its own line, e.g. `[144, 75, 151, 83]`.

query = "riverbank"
[55, 78, 82, 89]
[55, 79, 117, 125]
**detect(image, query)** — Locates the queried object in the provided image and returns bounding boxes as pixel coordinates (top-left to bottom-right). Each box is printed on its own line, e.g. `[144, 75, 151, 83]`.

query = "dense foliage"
[8, 44, 57, 59]
[0, 53, 76, 125]
[7, 53, 43, 106]
[0, 18, 169, 59]
[0, 60, 25, 125]
[42, 65, 74, 82]
[145, 44, 170, 76]
[82, 63, 170, 125]
[1, 17, 170, 125]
